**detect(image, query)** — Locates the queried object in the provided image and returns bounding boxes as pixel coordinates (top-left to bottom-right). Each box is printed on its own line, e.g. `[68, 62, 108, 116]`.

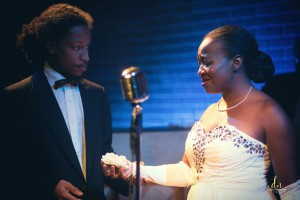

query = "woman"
[103, 25, 299, 199]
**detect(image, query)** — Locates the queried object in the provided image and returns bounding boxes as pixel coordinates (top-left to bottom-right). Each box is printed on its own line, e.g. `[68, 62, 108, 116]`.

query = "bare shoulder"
[199, 103, 217, 119]
[199, 102, 221, 127]
[258, 92, 289, 124]
[256, 91, 299, 185]
[256, 91, 285, 123]
[255, 90, 294, 139]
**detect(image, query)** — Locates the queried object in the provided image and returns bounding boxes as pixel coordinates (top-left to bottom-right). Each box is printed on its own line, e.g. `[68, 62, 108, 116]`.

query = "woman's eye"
[200, 63, 211, 68]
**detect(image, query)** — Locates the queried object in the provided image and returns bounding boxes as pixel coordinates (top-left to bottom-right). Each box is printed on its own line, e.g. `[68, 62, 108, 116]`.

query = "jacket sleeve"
[100, 89, 130, 196]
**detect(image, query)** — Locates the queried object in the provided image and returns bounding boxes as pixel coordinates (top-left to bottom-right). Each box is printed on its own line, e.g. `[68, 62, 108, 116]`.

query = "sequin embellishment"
[190, 122, 267, 173]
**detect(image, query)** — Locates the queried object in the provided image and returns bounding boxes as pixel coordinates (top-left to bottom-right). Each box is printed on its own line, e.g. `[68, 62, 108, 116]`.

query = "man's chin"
[66, 74, 83, 80]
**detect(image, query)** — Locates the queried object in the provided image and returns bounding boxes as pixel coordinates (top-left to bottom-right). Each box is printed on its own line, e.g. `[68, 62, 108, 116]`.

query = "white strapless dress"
[185, 122, 276, 200]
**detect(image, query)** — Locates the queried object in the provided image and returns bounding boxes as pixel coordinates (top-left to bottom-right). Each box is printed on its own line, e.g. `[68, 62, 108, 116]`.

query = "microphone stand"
[130, 103, 143, 200]
[120, 66, 148, 200]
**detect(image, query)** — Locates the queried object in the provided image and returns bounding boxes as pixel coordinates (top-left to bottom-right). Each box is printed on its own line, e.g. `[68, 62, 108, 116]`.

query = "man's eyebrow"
[71, 39, 83, 43]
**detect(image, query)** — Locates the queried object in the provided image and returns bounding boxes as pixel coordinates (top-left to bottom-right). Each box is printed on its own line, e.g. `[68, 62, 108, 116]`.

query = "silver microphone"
[120, 66, 149, 200]
[120, 66, 149, 104]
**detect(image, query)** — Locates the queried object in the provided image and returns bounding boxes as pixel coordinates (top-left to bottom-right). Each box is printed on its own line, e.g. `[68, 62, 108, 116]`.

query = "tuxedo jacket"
[1, 71, 128, 200]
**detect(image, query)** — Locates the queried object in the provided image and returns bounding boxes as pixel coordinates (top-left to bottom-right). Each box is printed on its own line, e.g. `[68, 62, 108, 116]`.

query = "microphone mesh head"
[120, 66, 149, 104]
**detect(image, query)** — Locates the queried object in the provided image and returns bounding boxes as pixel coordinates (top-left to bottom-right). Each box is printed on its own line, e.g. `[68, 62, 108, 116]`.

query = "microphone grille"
[120, 66, 149, 104]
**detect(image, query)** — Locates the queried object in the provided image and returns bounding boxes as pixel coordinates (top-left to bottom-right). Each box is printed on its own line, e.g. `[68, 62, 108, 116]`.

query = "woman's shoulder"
[202, 102, 218, 115]
[253, 89, 293, 133]
[254, 89, 283, 114]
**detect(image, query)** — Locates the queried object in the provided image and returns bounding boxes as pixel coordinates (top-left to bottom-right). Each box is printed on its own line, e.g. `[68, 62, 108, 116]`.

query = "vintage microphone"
[120, 66, 149, 200]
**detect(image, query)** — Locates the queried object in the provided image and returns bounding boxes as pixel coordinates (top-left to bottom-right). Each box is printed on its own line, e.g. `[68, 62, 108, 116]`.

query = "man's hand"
[101, 163, 122, 179]
[54, 180, 83, 200]
[101, 161, 145, 182]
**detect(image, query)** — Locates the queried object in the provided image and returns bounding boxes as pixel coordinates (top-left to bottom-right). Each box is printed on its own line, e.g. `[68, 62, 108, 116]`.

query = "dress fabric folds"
[185, 122, 276, 200]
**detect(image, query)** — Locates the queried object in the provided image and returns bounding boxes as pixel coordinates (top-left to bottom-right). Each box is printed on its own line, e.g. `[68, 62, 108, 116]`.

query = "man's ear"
[46, 42, 55, 55]
[232, 55, 243, 73]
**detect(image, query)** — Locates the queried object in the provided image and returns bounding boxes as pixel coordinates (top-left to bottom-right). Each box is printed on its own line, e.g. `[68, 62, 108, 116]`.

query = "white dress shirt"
[44, 63, 84, 169]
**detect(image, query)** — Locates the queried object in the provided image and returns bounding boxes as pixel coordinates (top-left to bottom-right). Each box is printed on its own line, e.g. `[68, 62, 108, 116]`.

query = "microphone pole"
[130, 103, 142, 200]
[120, 66, 149, 200]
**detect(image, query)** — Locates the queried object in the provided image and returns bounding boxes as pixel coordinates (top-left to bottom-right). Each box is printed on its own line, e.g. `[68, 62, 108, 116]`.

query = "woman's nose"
[198, 66, 206, 76]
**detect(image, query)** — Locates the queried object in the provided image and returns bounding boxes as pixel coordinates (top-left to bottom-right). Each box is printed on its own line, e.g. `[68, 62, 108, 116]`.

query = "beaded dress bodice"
[185, 122, 273, 198]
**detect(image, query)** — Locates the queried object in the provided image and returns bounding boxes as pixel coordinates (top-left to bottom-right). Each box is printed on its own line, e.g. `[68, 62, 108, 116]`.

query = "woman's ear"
[232, 55, 243, 73]
[46, 42, 55, 55]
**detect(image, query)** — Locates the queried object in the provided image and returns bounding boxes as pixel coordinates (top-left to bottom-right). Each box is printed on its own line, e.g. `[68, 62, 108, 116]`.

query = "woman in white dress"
[103, 25, 299, 199]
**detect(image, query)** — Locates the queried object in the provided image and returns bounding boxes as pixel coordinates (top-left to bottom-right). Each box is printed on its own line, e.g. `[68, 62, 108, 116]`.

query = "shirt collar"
[44, 62, 66, 88]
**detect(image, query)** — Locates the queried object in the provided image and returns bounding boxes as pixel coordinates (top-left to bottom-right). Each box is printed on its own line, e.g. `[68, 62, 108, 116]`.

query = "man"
[1, 3, 128, 200]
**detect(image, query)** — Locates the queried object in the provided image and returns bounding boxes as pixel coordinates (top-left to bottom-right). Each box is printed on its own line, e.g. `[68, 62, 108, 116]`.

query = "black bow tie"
[54, 78, 81, 89]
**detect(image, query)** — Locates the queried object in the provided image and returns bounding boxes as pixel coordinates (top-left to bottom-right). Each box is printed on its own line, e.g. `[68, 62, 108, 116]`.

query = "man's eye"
[72, 46, 89, 51]
[72, 46, 82, 50]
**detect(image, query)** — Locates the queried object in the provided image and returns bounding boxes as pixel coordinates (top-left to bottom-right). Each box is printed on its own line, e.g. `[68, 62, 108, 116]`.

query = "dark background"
[2, 0, 300, 131]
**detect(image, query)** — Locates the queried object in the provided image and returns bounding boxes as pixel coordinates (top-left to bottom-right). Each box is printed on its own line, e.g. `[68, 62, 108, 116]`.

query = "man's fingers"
[102, 163, 107, 171]
[102, 163, 112, 176]
[66, 183, 83, 197]
[110, 165, 119, 178]
[63, 192, 82, 200]
[55, 180, 83, 200]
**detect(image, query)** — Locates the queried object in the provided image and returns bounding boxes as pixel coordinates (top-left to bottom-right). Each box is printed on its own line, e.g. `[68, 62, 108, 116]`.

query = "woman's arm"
[102, 152, 196, 187]
[263, 100, 299, 199]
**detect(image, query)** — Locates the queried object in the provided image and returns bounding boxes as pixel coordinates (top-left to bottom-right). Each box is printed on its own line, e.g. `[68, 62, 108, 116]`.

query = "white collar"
[44, 62, 66, 87]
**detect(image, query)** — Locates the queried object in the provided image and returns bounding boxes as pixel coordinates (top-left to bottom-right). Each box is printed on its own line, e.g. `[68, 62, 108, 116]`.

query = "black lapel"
[78, 83, 99, 179]
[32, 72, 85, 180]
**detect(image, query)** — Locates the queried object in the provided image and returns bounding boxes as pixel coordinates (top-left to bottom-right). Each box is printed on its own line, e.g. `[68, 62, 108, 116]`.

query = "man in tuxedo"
[1, 3, 128, 200]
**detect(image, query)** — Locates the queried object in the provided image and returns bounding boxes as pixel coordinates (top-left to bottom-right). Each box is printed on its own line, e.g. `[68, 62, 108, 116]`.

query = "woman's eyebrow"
[197, 54, 210, 62]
